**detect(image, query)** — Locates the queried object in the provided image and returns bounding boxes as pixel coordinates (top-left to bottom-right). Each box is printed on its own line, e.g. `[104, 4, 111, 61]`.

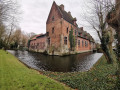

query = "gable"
[46, 1, 62, 24]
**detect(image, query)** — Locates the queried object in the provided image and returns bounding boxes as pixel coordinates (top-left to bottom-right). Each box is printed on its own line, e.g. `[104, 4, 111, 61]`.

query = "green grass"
[0, 50, 71, 90]
[43, 56, 118, 90]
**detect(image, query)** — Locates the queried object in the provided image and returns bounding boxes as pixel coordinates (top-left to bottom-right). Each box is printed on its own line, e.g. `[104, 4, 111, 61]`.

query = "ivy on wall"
[69, 28, 76, 51]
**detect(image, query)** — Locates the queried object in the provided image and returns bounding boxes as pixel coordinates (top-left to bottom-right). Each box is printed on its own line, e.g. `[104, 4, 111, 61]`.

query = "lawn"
[0, 50, 71, 90]
[43, 56, 118, 90]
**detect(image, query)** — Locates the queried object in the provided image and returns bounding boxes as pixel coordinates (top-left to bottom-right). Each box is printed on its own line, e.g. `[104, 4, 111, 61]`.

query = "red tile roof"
[31, 33, 46, 40]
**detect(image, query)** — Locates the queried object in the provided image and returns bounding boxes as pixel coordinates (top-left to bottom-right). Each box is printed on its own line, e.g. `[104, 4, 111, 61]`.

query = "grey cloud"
[18, 0, 98, 40]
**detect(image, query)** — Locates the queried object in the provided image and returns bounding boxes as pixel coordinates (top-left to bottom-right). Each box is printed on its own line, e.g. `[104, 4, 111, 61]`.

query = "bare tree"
[107, 0, 120, 59]
[13, 29, 22, 47]
[0, 0, 19, 48]
[84, 0, 116, 63]
[6, 17, 17, 45]
[21, 32, 29, 47]
[0, 0, 19, 23]
[106, 0, 120, 88]
[0, 23, 5, 40]
[27, 32, 36, 39]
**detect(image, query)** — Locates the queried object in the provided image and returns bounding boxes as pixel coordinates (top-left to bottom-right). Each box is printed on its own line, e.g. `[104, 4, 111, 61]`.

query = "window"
[75, 39, 77, 45]
[52, 16, 54, 21]
[37, 43, 39, 46]
[85, 41, 87, 47]
[78, 40, 80, 47]
[43, 42, 45, 47]
[64, 37, 67, 45]
[82, 40, 84, 47]
[86, 41, 88, 47]
[80, 33, 82, 36]
[75, 30, 77, 36]
[48, 38, 50, 45]
[46, 32, 49, 36]
[52, 27, 54, 34]
[41, 42, 43, 47]
[67, 27, 68, 33]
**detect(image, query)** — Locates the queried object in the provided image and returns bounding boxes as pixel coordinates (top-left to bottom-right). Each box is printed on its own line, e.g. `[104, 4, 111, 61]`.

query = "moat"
[8, 50, 102, 72]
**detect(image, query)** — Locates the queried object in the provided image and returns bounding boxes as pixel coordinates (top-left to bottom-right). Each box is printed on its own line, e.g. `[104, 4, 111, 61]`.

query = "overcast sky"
[18, 0, 98, 41]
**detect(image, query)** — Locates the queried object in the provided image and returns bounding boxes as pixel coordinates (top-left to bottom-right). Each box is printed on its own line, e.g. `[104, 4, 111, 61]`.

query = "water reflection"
[7, 50, 103, 72]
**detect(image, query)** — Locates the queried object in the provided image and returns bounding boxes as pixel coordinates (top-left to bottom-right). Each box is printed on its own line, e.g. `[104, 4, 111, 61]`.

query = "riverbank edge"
[28, 49, 94, 56]
[5, 49, 117, 89]
[0, 50, 72, 90]
[42, 55, 117, 89]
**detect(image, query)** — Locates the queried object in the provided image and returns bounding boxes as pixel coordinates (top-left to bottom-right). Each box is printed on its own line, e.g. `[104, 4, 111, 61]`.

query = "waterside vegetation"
[43, 56, 118, 90]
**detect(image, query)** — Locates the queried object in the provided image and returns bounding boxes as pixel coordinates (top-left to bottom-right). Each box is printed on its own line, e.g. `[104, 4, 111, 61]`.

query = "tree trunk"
[100, 30, 116, 64]
[101, 45, 114, 64]
[115, 27, 120, 89]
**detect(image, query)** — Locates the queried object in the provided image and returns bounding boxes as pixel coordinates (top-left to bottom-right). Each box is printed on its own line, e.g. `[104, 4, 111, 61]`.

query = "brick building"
[29, 1, 96, 55]
[29, 34, 47, 52]
[46, 1, 95, 55]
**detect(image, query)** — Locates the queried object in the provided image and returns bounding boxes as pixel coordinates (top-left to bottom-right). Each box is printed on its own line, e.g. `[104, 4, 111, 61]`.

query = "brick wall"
[29, 36, 46, 52]
[76, 37, 91, 52]
[46, 2, 62, 52]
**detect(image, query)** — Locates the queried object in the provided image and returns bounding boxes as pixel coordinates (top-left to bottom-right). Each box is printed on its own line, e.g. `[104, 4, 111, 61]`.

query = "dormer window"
[52, 16, 54, 21]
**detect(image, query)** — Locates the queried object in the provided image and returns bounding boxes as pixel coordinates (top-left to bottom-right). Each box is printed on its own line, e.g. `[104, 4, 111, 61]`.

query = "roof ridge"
[56, 5, 63, 18]
[56, 3, 75, 25]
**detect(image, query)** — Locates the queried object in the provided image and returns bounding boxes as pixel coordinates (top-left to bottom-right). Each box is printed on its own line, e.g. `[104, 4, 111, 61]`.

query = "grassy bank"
[43, 56, 117, 90]
[0, 50, 71, 90]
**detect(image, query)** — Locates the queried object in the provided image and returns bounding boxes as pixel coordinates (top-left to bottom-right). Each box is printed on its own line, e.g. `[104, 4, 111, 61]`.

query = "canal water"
[7, 50, 103, 72]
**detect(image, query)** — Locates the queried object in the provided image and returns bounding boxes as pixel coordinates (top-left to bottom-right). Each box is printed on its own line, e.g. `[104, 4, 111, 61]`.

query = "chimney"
[73, 17, 77, 25]
[80, 27, 83, 31]
[60, 4, 64, 10]
[68, 11, 71, 15]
